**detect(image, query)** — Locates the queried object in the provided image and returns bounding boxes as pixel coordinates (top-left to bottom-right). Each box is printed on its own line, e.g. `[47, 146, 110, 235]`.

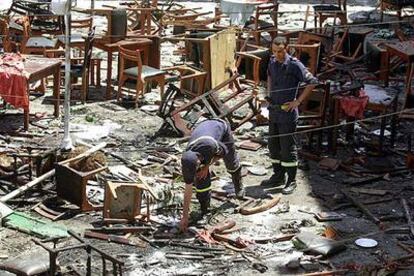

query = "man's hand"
[180, 217, 189, 232]
[285, 99, 301, 112]
[196, 165, 210, 180]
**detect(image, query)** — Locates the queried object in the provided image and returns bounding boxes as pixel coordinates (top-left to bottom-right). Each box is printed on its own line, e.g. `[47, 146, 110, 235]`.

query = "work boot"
[231, 168, 245, 199]
[282, 167, 297, 195]
[199, 197, 211, 215]
[261, 163, 285, 187]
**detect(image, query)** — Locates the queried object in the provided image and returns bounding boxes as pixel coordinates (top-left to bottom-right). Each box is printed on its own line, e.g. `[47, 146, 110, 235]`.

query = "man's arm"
[180, 183, 193, 232]
[286, 63, 318, 111]
[267, 75, 272, 98]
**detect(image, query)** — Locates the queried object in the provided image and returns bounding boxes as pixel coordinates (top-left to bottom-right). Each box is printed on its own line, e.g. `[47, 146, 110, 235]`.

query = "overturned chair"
[158, 74, 259, 136]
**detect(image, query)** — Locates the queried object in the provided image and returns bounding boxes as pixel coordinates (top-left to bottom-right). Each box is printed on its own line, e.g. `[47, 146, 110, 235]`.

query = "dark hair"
[272, 37, 287, 47]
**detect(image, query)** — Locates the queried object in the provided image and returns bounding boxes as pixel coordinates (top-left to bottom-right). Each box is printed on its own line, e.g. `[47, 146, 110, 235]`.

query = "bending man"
[180, 119, 244, 232]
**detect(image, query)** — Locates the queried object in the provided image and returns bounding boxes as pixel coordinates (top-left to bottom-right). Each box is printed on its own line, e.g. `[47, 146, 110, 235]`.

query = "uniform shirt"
[181, 120, 230, 184]
[267, 54, 317, 122]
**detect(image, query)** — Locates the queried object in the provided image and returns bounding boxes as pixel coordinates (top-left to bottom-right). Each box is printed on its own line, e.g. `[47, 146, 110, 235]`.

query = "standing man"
[180, 119, 244, 232]
[261, 37, 318, 194]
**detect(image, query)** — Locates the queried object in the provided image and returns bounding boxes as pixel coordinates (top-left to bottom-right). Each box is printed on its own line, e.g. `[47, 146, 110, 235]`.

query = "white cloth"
[220, 0, 267, 25]
[51, 0, 69, 15]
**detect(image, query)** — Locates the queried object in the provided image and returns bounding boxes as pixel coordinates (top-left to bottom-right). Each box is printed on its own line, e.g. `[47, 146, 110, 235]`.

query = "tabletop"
[23, 56, 62, 81]
[385, 41, 414, 59]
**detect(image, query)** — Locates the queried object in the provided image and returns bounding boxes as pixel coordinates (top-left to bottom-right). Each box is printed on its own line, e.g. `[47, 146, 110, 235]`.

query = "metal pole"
[60, 0, 73, 150]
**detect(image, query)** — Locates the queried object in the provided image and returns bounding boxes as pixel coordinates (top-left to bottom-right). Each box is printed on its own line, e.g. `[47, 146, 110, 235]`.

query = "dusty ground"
[1, 1, 414, 276]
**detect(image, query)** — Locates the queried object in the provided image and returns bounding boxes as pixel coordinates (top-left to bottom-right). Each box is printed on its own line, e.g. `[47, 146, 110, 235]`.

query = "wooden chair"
[288, 43, 321, 75]
[244, 3, 279, 46]
[57, 17, 93, 50]
[20, 16, 59, 55]
[0, 17, 12, 52]
[163, 65, 207, 98]
[236, 43, 270, 88]
[312, 0, 347, 31]
[117, 45, 166, 107]
[298, 82, 331, 150]
[45, 28, 96, 103]
[7, 1, 64, 35]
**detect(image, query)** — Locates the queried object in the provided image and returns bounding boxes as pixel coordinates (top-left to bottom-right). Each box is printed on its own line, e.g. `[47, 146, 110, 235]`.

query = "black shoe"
[261, 173, 285, 187]
[200, 199, 210, 215]
[232, 168, 246, 199]
[282, 181, 297, 194]
[235, 185, 246, 199]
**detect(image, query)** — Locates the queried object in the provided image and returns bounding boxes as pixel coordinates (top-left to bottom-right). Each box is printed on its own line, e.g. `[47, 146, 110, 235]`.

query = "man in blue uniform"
[180, 119, 244, 232]
[261, 37, 318, 194]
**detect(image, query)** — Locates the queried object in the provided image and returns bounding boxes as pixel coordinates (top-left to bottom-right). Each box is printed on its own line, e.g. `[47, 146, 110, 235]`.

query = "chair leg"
[81, 72, 88, 104]
[117, 76, 126, 102]
[158, 76, 165, 99]
[135, 81, 144, 108]
[96, 60, 101, 88]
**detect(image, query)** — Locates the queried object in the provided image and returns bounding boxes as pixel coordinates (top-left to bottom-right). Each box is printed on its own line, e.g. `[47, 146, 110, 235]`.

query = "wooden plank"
[209, 29, 236, 88]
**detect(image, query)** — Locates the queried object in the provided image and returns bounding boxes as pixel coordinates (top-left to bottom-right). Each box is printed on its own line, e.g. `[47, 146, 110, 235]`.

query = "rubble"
[0, 0, 413, 275]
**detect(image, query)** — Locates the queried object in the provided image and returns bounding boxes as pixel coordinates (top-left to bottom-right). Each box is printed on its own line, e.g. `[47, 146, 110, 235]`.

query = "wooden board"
[209, 29, 236, 88]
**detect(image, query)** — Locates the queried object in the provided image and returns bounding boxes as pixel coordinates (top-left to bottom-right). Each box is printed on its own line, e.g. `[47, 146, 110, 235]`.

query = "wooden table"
[329, 84, 398, 153]
[1, 56, 61, 130]
[385, 41, 414, 106]
[94, 38, 153, 100]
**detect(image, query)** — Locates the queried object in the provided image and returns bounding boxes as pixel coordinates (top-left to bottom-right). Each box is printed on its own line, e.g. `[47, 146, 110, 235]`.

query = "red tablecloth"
[0, 53, 29, 110]
[338, 89, 369, 119]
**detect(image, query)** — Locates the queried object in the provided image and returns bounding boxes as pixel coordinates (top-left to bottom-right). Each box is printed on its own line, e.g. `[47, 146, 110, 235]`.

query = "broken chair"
[235, 42, 270, 89]
[297, 82, 331, 150]
[20, 16, 59, 55]
[288, 43, 321, 75]
[311, 0, 347, 31]
[104, 181, 154, 221]
[163, 65, 208, 98]
[55, 149, 107, 212]
[158, 74, 259, 136]
[243, 3, 279, 46]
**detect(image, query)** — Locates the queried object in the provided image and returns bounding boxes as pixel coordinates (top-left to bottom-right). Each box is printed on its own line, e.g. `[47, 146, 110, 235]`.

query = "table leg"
[390, 97, 398, 147]
[24, 108, 29, 130]
[106, 51, 113, 100]
[379, 114, 386, 152]
[385, 50, 390, 87]
[405, 62, 414, 101]
[53, 66, 61, 117]
[328, 97, 339, 154]
[24, 82, 30, 130]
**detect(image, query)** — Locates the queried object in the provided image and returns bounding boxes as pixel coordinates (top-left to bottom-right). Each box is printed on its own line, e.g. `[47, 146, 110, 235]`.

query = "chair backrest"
[71, 17, 93, 31]
[288, 43, 321, 75]
[119, 45, 144, 76]
[0, 17, 12, 52]
[82, 27, 96, 74]
[299, 82, 330, 120]
[254, 3, 278, 30]
[320, 0, 347, 11]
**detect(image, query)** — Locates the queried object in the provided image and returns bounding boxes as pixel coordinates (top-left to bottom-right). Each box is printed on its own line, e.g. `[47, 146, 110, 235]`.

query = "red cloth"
[0, 53, 29, 110]
[338, 89, 369, 119]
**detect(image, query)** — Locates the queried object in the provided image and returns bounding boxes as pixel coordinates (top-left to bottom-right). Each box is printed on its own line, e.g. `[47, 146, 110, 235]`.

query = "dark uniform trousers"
[268, 118, 298, 168]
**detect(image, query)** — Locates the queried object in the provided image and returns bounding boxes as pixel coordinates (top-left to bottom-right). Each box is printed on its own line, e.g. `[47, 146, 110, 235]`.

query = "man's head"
[272, 37, 288, 63]
[181, 150, 201, 184]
